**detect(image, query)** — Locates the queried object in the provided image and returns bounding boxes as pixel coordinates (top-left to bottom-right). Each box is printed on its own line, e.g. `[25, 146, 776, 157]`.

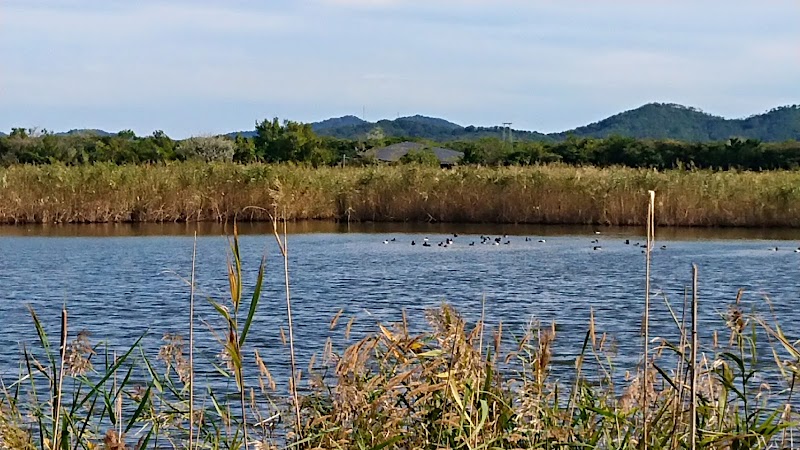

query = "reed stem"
[189, 231, 197, 450]
[54, 307, 67, 448]
[272, 213, 302, 439]
[690, 264, 698, 450]
[642, 190, 655, 449]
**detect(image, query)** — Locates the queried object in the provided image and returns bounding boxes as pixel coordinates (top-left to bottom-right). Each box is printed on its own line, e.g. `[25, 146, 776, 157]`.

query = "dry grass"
[2, 162, 800, 226]
[7, 298, 798, 449]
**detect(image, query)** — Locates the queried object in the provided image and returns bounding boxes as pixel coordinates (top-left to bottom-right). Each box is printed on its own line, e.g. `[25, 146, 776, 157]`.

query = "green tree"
[233, 135, 257, 163]
[254, 118, 323, 163]
[400, 149, 440, 166]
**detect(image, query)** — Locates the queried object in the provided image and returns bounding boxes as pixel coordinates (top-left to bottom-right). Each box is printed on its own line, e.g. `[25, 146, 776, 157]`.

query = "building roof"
[367, 141, 463, 164]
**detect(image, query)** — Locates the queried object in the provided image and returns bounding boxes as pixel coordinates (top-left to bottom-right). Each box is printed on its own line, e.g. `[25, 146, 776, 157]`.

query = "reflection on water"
[1, 222, 800, 393]
[3, 220, 800, 241]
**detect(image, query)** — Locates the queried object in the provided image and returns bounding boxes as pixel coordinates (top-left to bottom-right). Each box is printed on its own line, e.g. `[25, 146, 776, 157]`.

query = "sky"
[1, 0, 798, 138]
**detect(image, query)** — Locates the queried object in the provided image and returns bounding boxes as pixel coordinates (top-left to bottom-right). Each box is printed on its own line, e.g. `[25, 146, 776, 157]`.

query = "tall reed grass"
[2, 162, 800, 226]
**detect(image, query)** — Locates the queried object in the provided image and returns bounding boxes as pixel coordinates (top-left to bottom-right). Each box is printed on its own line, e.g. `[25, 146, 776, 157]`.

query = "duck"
[411, 240, 416, 246]
[423, 237, 429, 242]
[525, 237, 531, 242]
[504, 240, 511, 245]
[593, 246, 602, 251]
[794, 247, 800, 253]
[391, 238, 396, 242]
[625, 239, 630, 245]
[538, 239, 546, 243]
[469, 241, 475, 246]
[660, 245, 667, 250]
[422, 242, 431, 247]
[591, 239, 599, 244]
[383, 240, 389, 244]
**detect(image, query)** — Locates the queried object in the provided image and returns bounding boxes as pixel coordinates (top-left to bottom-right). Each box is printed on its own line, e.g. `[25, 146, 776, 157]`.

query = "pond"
[2, 222, 800, 390]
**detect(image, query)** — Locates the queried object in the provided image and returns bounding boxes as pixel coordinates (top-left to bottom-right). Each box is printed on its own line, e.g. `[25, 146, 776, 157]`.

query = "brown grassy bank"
[2, 162, 800, 226]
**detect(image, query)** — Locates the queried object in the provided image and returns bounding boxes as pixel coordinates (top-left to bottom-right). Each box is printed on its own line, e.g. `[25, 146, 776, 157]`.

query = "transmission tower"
[502, 122, 513, 145]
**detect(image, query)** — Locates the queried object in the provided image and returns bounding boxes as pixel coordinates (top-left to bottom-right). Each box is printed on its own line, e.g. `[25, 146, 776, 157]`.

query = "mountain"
[7, 103, 799, 142]
[553, 103, 800, 141]
[308, 104, 799, 142]
[311, 115, 367, 131]
[56, 129, 115, 137]
[312, 115, 550, 141]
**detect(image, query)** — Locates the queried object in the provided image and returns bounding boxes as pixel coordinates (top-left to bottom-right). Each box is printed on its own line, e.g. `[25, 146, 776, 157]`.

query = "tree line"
[2, 119, 800, 171]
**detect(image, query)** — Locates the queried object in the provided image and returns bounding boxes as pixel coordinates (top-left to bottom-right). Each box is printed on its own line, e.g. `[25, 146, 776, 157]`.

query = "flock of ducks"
[383, 234, 800, 253]
[381, 231, 671, 252]
[772, 246, 800, 252]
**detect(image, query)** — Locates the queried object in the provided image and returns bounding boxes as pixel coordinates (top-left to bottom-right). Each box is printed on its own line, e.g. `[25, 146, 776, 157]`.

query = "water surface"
[2, 222, 800, 389]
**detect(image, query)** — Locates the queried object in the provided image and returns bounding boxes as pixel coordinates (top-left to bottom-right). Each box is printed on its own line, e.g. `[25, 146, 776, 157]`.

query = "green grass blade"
[239, 254, 265, 348]
[125, 384, 151, 433]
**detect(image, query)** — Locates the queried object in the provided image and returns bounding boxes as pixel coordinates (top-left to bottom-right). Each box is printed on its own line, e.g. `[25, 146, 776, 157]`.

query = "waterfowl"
[391, 238, 396, 242]
[660, 245, 667, 250]
[625, 239, 630, 245]
[594, 231, 601, 235]
[469, 242, 475, 246]
[422, 242, 431, 247]
[411, 240, 416, 246]
[794, 248, 800, 253]
[591, 239, 599, 244]
[525, 237, 531, 242]
[423, 237, 429, 242]
[538, 239, 546, 243]
[453, 233, 459, 237]
[593, 246, 602, 250]
[493, 241, 500, 246]
[383, 240, 389, 244]
[504, 240, 511, 245]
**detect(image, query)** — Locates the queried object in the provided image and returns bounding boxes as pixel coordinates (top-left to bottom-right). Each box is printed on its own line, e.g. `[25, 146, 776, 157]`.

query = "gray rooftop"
[367, 141, 463, 164]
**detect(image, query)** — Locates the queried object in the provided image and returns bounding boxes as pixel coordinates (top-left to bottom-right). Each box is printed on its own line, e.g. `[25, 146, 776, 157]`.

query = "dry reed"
[2, 162, 800, 226]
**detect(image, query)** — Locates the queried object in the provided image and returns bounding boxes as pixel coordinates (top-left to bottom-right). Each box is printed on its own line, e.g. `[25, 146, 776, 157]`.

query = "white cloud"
[0, 0, 797, 136]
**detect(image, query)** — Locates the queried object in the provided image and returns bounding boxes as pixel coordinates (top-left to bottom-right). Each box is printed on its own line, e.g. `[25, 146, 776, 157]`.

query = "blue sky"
[1, 0, 798, 137]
